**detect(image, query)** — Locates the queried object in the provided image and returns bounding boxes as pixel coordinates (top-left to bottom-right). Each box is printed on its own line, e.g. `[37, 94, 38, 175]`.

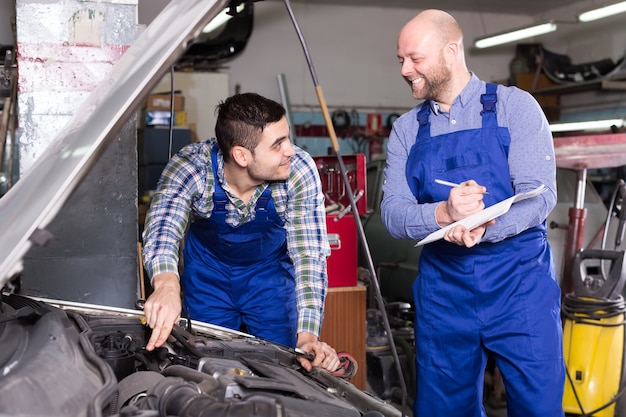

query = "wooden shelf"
[517, 71, 626, 122]
[530, 78, 626, 96]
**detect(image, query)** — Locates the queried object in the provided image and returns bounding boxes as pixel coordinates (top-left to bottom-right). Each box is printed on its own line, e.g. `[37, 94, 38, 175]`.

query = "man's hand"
[443, 219, 496, 248]
[296, 332, 340, 373]
[143, 273, 182, 351]
[436, 180, 488, 226]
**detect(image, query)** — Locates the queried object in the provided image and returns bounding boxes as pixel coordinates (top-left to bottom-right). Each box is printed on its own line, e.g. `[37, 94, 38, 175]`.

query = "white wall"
[211, 1, 626, 115]
[4, 0, 626, 116]
[225, 2, 530, 113]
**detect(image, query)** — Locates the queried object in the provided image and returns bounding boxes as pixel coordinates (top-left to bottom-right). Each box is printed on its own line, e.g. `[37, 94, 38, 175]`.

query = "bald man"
[381, 9, 565, 417]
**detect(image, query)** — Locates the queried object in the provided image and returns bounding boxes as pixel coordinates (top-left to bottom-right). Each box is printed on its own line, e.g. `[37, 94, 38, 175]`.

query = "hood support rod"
[282, 2, 408, 414]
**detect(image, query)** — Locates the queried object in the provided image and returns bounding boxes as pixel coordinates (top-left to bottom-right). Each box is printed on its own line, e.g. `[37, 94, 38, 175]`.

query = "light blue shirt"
[381, 73, 557, 243]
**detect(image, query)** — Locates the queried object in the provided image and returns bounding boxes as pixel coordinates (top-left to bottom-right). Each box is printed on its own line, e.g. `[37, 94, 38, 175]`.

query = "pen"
[434, 179, 462, 188]
[435, 179, 489, 193]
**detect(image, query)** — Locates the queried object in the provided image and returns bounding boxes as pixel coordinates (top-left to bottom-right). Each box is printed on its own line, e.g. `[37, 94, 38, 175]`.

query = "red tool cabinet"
[315, 154, 366, 288]
[326, 213, 358, 287]
[314, 154, 367, 216]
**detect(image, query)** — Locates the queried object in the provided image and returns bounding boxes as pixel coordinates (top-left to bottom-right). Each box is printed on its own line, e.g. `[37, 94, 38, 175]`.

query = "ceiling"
[281, 0, 576, 16]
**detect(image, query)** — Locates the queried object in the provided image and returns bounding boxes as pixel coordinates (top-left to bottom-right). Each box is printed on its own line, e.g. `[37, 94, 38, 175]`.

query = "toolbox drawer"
[326, 213, 357, 287]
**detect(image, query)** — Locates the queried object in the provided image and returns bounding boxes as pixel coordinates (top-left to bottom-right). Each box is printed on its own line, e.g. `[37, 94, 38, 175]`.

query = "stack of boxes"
[144, 93, 187, 127]
[138, 93, 192, 201]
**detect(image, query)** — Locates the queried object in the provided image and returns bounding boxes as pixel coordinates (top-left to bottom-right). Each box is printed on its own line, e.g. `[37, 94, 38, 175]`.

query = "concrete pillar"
[16, 0, 142, 308]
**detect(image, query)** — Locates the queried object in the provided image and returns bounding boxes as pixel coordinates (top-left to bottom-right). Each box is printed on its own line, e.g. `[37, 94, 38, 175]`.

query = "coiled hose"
[562, 294, 626, 326]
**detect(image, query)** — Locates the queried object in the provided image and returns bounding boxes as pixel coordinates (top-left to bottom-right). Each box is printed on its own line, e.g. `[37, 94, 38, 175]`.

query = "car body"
[0, 1, 402, 416]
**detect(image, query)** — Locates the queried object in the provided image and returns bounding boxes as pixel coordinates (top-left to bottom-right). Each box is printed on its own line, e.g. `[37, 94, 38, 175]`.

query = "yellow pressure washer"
[563, 180, 626, 417]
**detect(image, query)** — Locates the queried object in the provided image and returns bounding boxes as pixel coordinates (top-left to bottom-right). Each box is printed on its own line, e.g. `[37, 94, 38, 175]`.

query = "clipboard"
[415, 184, 548, 247]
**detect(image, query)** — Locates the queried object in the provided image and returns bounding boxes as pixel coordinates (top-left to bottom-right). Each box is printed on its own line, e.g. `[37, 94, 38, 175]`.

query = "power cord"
[562, 293, 626, 326]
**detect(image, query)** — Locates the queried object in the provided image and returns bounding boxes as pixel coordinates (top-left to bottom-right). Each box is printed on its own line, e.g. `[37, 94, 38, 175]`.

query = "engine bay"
[0, 293, 400, 417]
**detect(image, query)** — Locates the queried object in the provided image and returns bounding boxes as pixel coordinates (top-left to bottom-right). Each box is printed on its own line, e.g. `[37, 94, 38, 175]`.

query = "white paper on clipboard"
[415, 184, 548, 247]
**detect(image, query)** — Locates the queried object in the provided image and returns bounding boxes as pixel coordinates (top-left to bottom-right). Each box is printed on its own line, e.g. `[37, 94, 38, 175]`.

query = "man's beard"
[413, 55, 451, 101]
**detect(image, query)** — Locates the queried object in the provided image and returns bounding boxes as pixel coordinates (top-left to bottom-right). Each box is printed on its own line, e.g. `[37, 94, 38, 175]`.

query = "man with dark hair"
[382, 9, 564, 417]
[142, 92, 339, 372]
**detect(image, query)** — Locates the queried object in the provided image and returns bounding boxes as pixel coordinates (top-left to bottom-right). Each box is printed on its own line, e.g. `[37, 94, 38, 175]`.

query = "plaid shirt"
[142, 138, 330, 337]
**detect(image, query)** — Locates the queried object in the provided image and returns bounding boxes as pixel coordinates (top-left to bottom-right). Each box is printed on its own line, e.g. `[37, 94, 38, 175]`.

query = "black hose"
[562, 293, 626, 326]
[281, 1, 408, 414]
[162, 364, 219, 393]
[169, 325, 207, 358]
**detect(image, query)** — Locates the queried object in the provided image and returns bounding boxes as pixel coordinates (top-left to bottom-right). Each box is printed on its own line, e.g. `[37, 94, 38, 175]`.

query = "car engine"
[0, 293, 401, 417]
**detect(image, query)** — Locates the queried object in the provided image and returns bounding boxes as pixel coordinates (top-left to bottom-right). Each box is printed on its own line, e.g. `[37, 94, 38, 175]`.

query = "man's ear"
[231, 145, 250, 167]
[444, 41, 458, 61]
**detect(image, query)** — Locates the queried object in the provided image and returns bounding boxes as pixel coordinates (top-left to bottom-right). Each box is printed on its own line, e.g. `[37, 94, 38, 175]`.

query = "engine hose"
[144, 377, 284, 417]
[169, 325, 207, 358]
[161, 364, 219, 393]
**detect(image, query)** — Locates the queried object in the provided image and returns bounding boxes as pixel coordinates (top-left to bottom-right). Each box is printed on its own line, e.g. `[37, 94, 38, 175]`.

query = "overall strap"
[210, 143, 275, 221]
[210, 144, 228, 216]
[416, 101, 431, 126]
[480, 83, 498, 128]
[255, 186, 273, 220]
[416, 101, 432, 140]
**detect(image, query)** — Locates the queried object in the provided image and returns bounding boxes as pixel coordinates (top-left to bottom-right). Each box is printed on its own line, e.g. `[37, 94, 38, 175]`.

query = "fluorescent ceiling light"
[202, 3, 245, 34]
[474, 21, 557, 49]
[578, 1, 626, 22]
[549, 119, 624, 133]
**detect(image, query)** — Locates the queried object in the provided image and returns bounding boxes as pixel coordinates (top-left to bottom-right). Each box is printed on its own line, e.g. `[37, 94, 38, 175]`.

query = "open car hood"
[0, 0, 230, 287]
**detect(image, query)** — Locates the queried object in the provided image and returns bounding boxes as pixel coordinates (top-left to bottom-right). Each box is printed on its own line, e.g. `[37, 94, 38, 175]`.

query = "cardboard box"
[326, 213, 358, 287]
[146, 93, 185, 111]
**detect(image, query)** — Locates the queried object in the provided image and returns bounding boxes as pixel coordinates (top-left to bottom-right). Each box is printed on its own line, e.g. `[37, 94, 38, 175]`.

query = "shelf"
[530, 78, 626, 95]
[554, 133, 626, 170]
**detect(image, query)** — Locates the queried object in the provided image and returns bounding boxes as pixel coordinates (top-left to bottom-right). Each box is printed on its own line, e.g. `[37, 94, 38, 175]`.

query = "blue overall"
[406, 84, 564, 416]
[181, 145, 297, 347]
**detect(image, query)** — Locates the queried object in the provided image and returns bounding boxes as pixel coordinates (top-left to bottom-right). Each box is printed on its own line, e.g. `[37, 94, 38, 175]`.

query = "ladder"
[0, 47, 17, 196]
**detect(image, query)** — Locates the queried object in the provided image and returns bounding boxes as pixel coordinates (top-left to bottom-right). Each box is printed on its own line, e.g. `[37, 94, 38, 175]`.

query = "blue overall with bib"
[406, 84, 564, 416]
[181, 145, 297, 347]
